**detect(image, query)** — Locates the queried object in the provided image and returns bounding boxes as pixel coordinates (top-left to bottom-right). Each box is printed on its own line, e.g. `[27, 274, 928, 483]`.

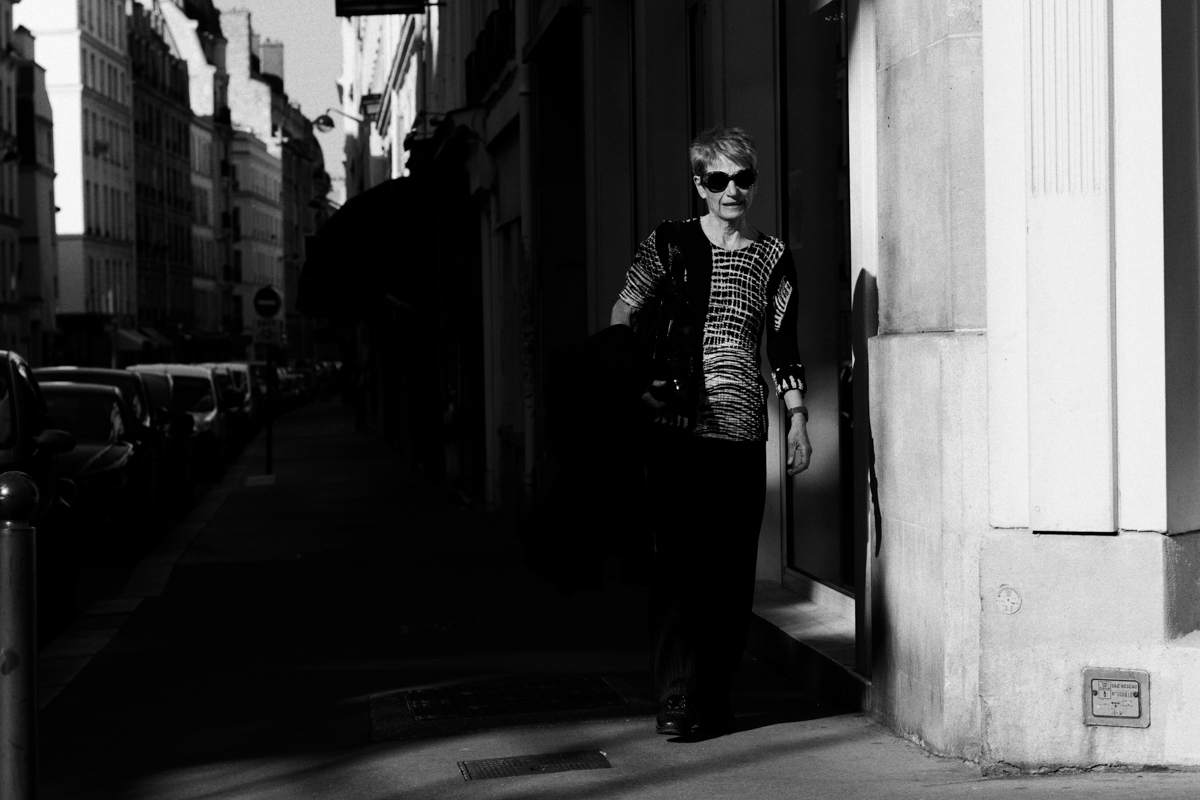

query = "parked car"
[128, 364, 227, 479]
[277, 368, 304, 407]
[313, 360, 342, 399]
[0, 354, 76, 491]
[288, 365, 317, 399]
[0, 353, 76, 641]
[203, 362, 258, 423]
[130, 369, 194, 508]
[34, 367, 163, 511]
[39, 382, 153, 552]
[244, 361, 273, 416]
[204, 363, 251, 445]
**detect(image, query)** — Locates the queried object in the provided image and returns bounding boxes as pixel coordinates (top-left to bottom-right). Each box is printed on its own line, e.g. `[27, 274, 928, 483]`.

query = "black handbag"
[632, 220, 712, 427]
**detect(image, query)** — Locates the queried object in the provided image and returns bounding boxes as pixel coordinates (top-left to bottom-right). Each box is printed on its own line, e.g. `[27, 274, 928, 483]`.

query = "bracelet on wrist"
[788, 405, 809, 422]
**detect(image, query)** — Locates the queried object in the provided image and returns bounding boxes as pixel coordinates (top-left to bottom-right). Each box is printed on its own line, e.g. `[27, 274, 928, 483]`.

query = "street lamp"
[360, 93, 383, 121]
[314, 93, 383, 133]
[313, 107, 363, 133]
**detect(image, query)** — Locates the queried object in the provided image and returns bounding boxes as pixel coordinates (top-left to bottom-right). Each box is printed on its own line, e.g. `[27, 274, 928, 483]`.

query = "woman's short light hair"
[689, 125, 758, 177]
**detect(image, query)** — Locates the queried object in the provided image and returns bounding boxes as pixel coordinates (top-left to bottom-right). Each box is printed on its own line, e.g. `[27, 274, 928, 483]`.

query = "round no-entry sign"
[254, 285, 282, 318]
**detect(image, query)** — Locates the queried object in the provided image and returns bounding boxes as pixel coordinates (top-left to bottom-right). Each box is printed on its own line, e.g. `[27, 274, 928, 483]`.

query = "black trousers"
[645, 426, 766, 716]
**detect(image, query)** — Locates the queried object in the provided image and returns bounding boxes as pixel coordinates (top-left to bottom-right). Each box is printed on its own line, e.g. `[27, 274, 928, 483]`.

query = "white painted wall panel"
[984, 0, 1030, 529]
[1024, 0, 1115, 532]
[1112, 0, 1166, 532]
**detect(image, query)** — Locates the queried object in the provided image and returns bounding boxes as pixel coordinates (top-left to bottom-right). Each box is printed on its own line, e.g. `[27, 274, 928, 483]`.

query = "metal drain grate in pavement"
[458, 751, 612, 781]
[405, 675, 627, 721]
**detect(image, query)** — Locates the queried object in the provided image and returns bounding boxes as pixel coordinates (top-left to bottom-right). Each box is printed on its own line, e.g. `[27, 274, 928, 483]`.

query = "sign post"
[254, 286, 283, 476]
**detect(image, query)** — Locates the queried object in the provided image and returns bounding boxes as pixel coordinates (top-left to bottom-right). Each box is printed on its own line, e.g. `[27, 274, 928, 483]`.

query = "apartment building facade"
[14, 24, 59, 367]
[160, 0, 241, 358]
[0, 0, 24, 354]
[224, 7, 321, 359]
[278, 100, 324, 361]
[130, 0, 191, 342]
[16, 0, 136, 365]
[229, 129, 280, 338]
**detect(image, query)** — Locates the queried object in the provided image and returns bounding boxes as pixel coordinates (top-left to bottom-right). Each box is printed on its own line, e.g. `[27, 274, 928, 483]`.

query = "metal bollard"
[0, 471, 41, 800]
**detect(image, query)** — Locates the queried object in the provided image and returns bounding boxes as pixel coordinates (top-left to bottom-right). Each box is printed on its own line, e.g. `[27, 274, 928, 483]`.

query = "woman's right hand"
[611, 298, 633, 327]
[786, 416, 813, 475]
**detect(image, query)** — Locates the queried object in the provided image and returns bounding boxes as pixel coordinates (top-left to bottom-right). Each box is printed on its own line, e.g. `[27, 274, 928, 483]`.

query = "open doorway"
[780, 0, 855, 594]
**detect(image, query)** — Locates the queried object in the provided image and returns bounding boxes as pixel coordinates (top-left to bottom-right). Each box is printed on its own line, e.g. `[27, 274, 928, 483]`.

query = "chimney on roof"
[260, 38, 284, 84]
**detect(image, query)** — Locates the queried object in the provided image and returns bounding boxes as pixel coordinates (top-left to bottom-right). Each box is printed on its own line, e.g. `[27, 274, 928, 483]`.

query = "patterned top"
[619, 219, 806, 442]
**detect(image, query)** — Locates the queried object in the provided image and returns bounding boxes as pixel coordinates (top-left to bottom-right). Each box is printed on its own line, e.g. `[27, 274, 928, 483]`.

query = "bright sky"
[213, 0, 346, 193]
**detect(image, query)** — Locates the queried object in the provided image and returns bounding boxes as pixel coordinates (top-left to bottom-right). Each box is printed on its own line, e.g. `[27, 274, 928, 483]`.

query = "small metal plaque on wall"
[1083, 668, 1150, 728]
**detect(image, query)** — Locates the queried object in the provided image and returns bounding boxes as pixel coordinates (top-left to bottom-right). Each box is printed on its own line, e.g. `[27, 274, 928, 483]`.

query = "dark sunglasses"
[701, 168, 758, 192]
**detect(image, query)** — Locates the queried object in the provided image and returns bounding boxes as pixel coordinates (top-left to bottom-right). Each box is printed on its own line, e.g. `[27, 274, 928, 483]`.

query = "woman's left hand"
[786, 416, 812, 476]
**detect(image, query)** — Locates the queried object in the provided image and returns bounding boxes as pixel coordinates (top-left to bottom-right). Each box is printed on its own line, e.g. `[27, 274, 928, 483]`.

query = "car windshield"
[223, 368, 248, 391]
[213, 372, 244, 407]
[47, 373, 146, 424]
[174, 376, 215, 413]
[139, 372, 170, 414]
[44, 390, 124, 442]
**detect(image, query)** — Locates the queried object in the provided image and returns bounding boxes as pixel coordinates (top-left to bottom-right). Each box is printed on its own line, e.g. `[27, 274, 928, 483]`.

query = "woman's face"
[693, 154, 756, 223]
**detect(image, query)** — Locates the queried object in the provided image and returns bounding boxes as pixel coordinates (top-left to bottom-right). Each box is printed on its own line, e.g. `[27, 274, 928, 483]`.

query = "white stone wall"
[865, 0, 986, 759]
[966, 0, 1200, 770]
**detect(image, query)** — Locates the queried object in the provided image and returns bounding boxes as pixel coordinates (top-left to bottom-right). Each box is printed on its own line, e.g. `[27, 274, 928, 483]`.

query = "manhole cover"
[405, 675, 627, 721]
[458, 750, 612, 781]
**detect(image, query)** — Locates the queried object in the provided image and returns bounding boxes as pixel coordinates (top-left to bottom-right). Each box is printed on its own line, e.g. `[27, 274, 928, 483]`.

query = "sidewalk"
[34, 400, 1200, 799]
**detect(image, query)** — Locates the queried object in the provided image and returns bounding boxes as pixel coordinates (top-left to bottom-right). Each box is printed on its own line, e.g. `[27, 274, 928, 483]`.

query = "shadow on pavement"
[37, 401, 845, 799]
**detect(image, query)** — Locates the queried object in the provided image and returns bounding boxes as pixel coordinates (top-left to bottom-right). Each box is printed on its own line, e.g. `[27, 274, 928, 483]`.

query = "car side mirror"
[34, 428, 75, 455]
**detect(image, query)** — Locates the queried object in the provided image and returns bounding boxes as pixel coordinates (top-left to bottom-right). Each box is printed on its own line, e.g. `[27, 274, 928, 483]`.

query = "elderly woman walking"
[611, 125, 811, 737]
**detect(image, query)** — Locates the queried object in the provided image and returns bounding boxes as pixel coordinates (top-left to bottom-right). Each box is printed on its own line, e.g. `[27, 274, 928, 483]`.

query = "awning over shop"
[334, 0, 425, 17]
[116, 329, 152, 351]
[140, 327, 173, 348]
[176, 329, 251, 362]
[300, 125, 475, 320]
[299, 176, 423, 319]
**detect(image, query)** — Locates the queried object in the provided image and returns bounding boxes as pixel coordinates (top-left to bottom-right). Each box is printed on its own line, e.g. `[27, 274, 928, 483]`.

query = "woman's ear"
[692, 175, 706, 198]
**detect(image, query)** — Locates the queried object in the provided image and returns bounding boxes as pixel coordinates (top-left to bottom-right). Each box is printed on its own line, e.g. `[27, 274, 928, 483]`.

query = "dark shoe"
[656, 695, 696, 735]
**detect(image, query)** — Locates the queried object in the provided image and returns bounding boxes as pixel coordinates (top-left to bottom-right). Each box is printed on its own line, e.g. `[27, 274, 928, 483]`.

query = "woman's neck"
[702, 214, 756, 249]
